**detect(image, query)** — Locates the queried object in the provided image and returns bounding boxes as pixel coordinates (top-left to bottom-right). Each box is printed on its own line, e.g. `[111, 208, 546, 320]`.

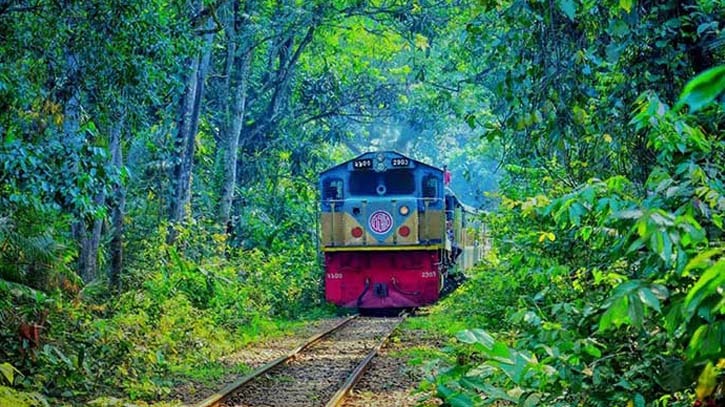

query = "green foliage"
[0, 385, 48, 407]
[0, 216, 330, 403]
[2, 0, 723, 405]
[0, 362, 22, 386]
[675, 65, 725, 113]
[423, 67, 724, 406]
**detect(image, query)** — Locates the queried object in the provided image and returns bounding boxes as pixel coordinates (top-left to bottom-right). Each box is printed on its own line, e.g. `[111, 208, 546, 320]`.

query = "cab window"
[423, 175, 439, 198]
[323, 178, 343, 200]
[349, 170, 414, 196]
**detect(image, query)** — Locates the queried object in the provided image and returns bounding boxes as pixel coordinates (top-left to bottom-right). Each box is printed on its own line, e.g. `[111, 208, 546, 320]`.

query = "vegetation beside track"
[2, 1, 723, 406]
[1, 223, 335, 405]
[405, 71, 725, 404]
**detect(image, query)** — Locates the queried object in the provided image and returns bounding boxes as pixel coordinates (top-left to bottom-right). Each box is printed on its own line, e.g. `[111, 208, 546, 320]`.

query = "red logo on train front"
[368, 210, 393, 234]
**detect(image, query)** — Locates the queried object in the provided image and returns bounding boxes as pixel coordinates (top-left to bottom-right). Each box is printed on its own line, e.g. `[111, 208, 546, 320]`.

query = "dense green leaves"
[420, 7, 724, 400]
[1, 0, 724, 404]
[675, 65, 725, 112]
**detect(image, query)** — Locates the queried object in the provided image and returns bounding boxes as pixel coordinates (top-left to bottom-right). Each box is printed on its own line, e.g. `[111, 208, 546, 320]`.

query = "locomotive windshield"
[349, 169, 415, 196]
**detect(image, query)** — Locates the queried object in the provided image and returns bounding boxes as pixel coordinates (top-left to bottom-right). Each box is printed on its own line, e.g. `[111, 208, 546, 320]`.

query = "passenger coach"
[319, 151, 484, 309]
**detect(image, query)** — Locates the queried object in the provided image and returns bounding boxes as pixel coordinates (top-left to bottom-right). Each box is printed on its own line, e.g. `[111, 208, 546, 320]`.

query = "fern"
[0, 216, 72, 290]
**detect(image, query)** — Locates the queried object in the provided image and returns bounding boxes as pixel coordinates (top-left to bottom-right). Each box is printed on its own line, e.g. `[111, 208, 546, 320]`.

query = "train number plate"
[421, 271, 437, 278]
[353, 159, 372, 169]
[391, 157, 409, 167]
[326, 273, 343, 279]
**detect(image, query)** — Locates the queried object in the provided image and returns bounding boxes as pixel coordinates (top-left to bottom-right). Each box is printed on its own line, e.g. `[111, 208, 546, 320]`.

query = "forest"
[1, 0, 723, 405]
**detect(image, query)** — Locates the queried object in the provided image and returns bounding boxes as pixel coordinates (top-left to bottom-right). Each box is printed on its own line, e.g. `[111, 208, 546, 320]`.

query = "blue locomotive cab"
[319, 151, 445, 249]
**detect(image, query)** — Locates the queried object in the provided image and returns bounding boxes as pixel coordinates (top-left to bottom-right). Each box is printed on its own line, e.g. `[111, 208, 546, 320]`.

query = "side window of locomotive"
[423, 175, 438, 198]
[323, 178, 343, 200]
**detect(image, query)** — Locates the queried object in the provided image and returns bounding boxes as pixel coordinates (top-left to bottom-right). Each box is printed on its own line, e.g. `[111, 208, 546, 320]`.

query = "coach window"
[323, 178, 343, 200]
[423, 175, 438, 198]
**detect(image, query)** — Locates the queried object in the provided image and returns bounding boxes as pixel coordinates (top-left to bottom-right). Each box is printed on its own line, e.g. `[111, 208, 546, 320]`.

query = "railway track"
[194, 315, 403, 407]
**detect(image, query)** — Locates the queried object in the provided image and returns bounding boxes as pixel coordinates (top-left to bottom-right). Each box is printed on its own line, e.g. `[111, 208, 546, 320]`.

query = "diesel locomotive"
[319, 151, 485, 309]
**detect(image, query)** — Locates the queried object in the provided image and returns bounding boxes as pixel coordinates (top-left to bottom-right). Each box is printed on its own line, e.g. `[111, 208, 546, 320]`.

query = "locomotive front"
[319, 151, 446, 308]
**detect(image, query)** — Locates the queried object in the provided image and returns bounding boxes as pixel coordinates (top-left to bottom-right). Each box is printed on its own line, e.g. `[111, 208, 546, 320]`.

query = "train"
[319, 151, 486, 309]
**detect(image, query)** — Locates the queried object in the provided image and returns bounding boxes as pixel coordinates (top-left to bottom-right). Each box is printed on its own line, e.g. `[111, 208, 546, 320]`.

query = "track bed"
[219, 317, 401, 407]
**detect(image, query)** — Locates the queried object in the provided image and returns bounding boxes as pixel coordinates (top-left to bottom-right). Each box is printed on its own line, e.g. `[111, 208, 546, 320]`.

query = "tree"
[168, 0, 218, 239]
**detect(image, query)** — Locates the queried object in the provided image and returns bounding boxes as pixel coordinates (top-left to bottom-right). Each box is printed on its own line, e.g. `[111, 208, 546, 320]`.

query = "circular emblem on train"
[368, 210, 393, 234]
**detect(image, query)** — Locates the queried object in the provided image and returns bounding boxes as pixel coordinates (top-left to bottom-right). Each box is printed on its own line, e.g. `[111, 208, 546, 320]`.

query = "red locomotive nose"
[398, 225, 410, 237]
[351, 227, 364, 238]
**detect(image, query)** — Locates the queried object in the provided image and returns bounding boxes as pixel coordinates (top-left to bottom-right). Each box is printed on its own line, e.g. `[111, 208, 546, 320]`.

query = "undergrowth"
[0, 221, 333, 406]
[414, 72, 724, 406]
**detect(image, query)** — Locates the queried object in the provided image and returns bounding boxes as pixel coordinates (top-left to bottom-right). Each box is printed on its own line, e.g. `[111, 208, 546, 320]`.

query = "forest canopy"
[1, 0, 723, 405]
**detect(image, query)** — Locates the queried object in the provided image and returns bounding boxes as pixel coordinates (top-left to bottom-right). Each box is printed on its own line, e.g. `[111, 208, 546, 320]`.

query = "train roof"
[320, 151, 441, 175]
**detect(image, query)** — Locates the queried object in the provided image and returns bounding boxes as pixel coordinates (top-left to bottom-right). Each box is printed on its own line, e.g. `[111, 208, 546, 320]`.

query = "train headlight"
[398, 225, 411, 237]
[351, 227, 363, 238]
[399, 205, 409, 216]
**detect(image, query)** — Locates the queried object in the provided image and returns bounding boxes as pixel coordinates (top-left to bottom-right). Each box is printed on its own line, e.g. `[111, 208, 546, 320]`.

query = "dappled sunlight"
[1, 0, 722, 406]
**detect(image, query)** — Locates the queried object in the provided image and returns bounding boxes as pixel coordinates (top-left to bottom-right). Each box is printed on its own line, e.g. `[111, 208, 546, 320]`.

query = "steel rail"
[324, 316, 405, 407]
[193, 314, 358, 407]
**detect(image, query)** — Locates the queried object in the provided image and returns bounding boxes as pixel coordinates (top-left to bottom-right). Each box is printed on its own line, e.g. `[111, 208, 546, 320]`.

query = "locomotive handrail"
[362, 200, 367, 245]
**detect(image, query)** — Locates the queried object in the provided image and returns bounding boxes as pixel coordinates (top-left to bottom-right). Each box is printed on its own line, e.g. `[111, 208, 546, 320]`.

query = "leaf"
[521, 392, 542, 407]
[685, 260, 725, 315]
[609, 20, 630, 37]
[583, 342, 602, 358]
[456, 329, 495, 349]
[538, 232, 555, 243]
[0, 362, 21, 385]
[465, 114, 476, 129]
[414, 33, 430, 50]
[437, 383, 476, 407]
[568, 202, 586, 226]
[619, 0, 634, 12]
[599, 295, 628, 331]
[448, 393, 477, 407]
[674, 65, 725, 113]
[697, 22, 717, 36]
[614, 209, 643, 219]
[488, 342, 513, 363]
[695, 362, 718, 400]
[687, 321, 724, 360]
[627, 292, 644, 328]
[459, 379, 515, 402]
[683, 248, 723, 274]
[559, 0, 577, 20]
[633, 393, 646, 407]
[654, 358, 687, 392]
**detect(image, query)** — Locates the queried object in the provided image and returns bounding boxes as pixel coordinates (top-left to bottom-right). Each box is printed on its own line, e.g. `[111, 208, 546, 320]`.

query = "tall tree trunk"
[168, 8, 215, 241]
[108, 114, 125, 290]
[63, 44, 99, 283]
[83, 194, 104, 283]
[168, 55, 200, 227]
[218, 1, 252, 225]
